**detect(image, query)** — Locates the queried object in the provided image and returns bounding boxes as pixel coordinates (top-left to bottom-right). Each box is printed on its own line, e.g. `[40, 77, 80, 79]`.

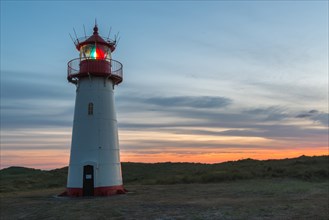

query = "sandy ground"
[0, 179, 328, 220]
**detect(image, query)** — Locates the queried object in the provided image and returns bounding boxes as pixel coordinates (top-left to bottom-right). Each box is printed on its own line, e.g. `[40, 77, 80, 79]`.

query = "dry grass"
[1, 179, 328, 220]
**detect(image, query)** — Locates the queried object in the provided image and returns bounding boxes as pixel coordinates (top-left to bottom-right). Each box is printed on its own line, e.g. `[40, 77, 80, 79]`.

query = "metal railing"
[67, 58, 123, 84]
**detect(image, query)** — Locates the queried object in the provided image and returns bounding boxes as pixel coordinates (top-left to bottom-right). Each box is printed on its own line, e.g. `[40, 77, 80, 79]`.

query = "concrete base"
[59, 185, 126, 197]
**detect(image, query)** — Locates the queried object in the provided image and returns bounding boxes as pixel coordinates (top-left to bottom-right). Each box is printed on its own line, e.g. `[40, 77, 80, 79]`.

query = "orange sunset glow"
[1, 125, 327, 170]
[1, 147, 327, 170]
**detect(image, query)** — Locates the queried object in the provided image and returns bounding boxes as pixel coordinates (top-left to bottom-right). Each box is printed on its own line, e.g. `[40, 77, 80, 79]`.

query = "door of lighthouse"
[83, 165, 94, 196]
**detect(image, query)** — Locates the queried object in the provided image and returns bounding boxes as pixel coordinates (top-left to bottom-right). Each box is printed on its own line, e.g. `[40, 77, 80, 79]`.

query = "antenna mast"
[114, 32, 120, 46]
[73, 28, 79, 44]
[107, 27, 112, 40]
[83, 25, 87, 38]
[69, 33, 77, 46]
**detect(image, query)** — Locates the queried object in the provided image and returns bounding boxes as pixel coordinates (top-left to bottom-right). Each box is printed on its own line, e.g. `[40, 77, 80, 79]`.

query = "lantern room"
[76, 25, 115, 60]
[67, 25, 123, 85]
[79, 44, 110, 60]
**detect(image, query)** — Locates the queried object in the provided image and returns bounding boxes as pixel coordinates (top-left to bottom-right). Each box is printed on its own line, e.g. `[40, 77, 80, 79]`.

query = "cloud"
[1, 70, 75, 129]
[295, 110, 329, 126]
[144, 96, 232, 109]
[245, 81, 328, 107]
[1, 70, 72, 100]
[116, 94, 328, 149]
[309, 109, 319, 114]
[120, 139, 269, 151]
[296, 109, 320, 118]
[1, 71, 327, 162]
[312, 113, 329, 126]
[244, 106, 289, 121]
[296, 114, 311, 118]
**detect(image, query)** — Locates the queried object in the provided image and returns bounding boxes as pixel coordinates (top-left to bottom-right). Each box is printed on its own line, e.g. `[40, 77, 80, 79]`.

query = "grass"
[122, 155, 329, 184]
[0, 155, 328, 219]
[0, 155, 328, 193]
[0, 179, 328, 219]
[0, 167, 67, 193]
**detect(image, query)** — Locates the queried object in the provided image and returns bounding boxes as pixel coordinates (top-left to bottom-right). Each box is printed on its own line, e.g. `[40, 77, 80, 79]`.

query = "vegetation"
[0, 167, 67, 193]
[1, 180, 328, 219]
[122, 155, 328, 184]
[1, 156, 327, 219]
[0, 155, 328, 193]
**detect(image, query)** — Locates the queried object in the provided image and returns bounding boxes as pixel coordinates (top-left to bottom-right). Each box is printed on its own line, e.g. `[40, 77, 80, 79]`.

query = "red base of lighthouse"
[59, 185, 126, 197]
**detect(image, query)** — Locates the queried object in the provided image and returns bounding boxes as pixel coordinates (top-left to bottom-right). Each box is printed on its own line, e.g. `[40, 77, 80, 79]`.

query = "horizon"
[2, 154, 327, 171]
[1, 1, 328, 170]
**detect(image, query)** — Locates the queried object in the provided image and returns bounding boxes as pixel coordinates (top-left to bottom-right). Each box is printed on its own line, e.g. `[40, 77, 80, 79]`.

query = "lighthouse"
[66, 24, 125, 196]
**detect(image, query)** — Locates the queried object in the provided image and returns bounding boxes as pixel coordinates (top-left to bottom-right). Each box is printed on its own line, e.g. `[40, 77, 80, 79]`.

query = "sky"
[1, 1, 328, 170]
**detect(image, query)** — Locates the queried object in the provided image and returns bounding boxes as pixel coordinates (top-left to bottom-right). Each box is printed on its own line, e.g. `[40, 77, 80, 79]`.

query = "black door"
[83, 165, 94, 196]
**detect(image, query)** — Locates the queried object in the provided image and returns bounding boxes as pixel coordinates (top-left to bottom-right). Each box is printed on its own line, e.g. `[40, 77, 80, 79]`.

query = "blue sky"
[1, 1, 328, 169]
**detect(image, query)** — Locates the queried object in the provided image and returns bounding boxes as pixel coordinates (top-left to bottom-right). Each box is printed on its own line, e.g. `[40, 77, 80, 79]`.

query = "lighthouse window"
[80, 44, 108, 60]
[88, 103, 94, 115]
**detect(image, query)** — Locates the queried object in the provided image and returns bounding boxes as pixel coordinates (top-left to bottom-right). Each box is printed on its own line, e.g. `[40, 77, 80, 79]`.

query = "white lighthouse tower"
[66, 24, 125, 196]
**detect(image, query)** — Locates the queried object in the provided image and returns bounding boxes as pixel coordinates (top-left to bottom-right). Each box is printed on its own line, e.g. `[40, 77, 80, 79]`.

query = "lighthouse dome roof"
[76, 25, 116, 52]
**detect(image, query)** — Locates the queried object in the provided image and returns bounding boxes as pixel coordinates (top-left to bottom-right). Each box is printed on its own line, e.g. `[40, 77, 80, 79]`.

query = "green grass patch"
[122, 155, 329, 184]
[0, 155, 328, 193]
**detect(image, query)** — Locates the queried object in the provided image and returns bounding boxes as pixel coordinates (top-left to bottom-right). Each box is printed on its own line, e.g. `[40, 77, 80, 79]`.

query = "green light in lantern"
[91, 46, 97, 59]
